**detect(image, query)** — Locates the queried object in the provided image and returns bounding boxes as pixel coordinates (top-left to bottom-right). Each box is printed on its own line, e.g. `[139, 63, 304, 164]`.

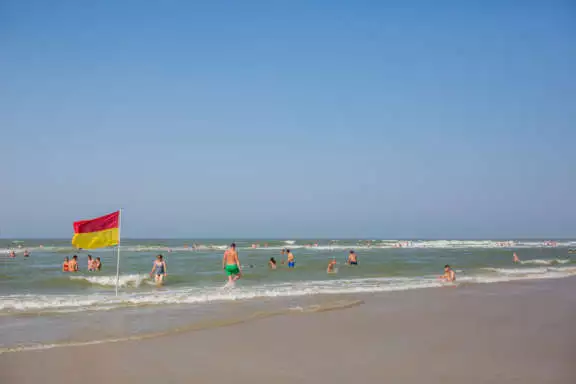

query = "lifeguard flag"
[72, 211, 119, 249]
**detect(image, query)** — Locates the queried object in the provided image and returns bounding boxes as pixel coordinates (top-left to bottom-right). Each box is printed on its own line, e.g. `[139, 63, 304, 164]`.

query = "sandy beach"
[2, 277, 575, 384]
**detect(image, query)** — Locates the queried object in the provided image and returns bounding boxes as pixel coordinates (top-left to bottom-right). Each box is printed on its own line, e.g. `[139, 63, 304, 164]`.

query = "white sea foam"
[70, 274, 150, 288]
[519, 259, 554, 265]
[0, 278, 442, 314]
[2, 266, 576, 314]
[7, 240, 573, 255]
[478, 265, 576, 281]
[482, 267, 550, 275]
[519, 259, 572, 266]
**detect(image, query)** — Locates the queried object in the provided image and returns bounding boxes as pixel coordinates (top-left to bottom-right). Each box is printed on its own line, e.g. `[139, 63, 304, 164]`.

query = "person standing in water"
[62, 257, 70, 272]
[150, 255, 167, 285]
[87, 255, 94, 271]
[440, 265, 456, 282]
[347, 250, 358, 265]
[223, 243, 242, 285]
[286, 249, 295, 268]
[513, 252, 520, 263]
[69, 255, 79, 272]
[23, 249, 30, 257]
[95, 257, 102, 271]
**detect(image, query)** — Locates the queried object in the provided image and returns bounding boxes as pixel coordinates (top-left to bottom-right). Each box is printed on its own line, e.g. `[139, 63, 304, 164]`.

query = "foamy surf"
[3, 240, 575, 254]
[70, 274, 150, 287]
[519, 259, 571, 266]
[2, 266, 576, 315]
[0, 278, 441, 314]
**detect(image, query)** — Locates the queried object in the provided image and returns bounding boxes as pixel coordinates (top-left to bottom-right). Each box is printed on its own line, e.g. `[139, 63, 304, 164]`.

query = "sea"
[1, 238, 575, 353]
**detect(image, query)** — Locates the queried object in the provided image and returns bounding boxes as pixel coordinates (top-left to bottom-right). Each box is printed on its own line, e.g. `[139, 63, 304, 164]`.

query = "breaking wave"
[2, 266, 576, 315]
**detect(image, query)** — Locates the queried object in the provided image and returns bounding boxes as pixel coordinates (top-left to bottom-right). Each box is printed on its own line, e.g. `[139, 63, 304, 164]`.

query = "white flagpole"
[115, 209, 123, 296]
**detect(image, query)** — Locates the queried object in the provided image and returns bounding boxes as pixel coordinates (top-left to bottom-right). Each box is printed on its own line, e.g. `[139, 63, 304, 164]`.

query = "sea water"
[0, 238, 574, 351]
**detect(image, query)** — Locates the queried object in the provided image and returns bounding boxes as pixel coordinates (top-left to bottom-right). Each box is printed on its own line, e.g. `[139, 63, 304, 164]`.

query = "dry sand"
[2, 277, 575, 383]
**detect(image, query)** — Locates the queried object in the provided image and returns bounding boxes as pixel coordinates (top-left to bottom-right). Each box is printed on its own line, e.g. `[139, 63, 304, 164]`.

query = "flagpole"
[115, 209, 123, 296]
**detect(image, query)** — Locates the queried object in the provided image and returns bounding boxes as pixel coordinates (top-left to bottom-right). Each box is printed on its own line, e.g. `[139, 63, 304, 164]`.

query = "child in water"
[440, 265, 456, 282]
[327, 258, 337, 273]
[94, 257, 102, 271]
[269, 257, 277, 269]
[87, 255, 94, 272]
[62, 257, 70, 272]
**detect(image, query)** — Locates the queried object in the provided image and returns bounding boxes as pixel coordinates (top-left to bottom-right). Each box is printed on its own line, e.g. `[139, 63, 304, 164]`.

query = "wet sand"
[2, 277, 575, 383]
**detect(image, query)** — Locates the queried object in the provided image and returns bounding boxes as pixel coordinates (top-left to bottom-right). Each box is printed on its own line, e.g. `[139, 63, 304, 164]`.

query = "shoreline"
[2, 277, 575, 383]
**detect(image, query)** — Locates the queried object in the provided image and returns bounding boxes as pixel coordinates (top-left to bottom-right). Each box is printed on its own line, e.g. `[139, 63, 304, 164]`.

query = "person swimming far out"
[62, 257, 70, 272]
[269, 257, 277, 269]
[347, 250, 358, 265]
[440, 264, 456, 282]
[513, 252, 520, 263]
[327, 258, 337, 273]
[223, 243, 242, 286]
[150, 254, 167, 285]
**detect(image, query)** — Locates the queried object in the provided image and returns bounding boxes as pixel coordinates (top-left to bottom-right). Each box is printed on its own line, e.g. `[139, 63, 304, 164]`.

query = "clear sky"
[1, 1, 575, 239]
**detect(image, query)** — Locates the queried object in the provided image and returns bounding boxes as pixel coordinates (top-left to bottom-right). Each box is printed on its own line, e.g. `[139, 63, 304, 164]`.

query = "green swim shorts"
[225, 264, 240, 276]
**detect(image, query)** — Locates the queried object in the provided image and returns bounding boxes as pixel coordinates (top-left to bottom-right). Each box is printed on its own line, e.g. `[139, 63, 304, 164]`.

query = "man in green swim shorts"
[223, 243, 242, 285]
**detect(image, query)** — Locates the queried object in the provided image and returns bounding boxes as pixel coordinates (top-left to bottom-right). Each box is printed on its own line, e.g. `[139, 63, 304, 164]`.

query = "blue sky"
[1, 1, 575, 238]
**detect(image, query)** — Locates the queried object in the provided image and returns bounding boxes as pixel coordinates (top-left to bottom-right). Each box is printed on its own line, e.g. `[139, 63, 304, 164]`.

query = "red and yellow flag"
[72, 211, 120, 249]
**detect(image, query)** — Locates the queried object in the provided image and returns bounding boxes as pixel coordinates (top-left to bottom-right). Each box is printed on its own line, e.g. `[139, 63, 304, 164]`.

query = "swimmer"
[150, 255, 167, 285]
[327, 258, 337, 273]
[62, 257, 70, 272]
[269, 257, 277, 269]
[222, 243, 242, 285]
[286, 249, 295, 268]
[87, 255, 94, 272]
[513, 252, 520, 263]
[440, 264, 456, 282]
[9, 250, 15, 258]
[347, 250, 358, 265]
[23, 249, 30, 257]
[95, 257, 102, 271]
[69, 255, 79, 272]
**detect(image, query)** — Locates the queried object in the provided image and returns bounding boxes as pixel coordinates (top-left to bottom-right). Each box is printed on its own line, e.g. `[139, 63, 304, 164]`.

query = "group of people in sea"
[55, 245, 538, 288]
[6, 249, 30, 258]
[225, 245, 363, 286]
[142, 245, 364, 287]
[62, 255, 101, 272]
